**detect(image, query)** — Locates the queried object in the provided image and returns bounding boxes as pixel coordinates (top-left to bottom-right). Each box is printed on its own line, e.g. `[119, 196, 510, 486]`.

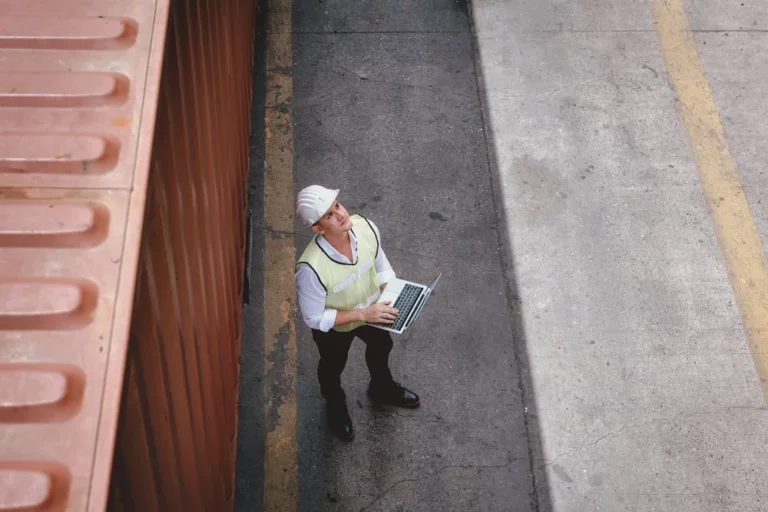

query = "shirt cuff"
[377, 270, 396, 286]
[318, 309, 337, 332]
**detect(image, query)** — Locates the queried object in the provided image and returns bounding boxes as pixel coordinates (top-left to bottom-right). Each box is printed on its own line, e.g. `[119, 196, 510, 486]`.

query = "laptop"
[367, 273, 441, 334]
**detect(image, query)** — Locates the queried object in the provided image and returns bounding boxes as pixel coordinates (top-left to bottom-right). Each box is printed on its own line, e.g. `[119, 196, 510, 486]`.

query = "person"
[295, 184, 420, 441]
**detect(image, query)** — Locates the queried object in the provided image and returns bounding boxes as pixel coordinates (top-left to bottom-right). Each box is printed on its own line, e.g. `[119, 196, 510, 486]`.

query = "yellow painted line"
[263, 0, 297, 508]
[651, 0, 768, 402]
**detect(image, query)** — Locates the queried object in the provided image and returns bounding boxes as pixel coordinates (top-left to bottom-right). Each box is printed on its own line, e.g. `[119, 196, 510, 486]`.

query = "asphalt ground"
[236, 0, 768, 510]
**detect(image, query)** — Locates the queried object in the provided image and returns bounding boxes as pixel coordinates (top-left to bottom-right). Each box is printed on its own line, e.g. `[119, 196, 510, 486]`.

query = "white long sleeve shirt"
[295, 220, 396, 332]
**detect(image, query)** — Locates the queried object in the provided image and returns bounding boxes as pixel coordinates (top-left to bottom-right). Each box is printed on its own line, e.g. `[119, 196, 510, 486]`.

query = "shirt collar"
[316, 230, 357, 263]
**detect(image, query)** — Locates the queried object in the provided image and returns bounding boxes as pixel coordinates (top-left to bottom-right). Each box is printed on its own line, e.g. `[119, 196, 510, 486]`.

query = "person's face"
[312, 200, 353, 236]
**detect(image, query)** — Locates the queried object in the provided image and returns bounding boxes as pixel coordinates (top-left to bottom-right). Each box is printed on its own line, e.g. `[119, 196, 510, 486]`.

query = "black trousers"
[311, 325, 395, 404]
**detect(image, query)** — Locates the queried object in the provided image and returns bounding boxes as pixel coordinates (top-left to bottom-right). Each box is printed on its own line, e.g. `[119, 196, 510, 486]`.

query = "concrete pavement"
[471, 0, 768, 509]
[236, 0, 768, 510]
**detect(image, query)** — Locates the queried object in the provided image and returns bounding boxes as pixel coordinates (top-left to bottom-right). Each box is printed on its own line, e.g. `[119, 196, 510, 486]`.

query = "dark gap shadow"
[234, 0, 269, 508]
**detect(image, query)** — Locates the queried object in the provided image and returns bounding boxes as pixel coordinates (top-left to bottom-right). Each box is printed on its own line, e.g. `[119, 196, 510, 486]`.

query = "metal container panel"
[0, 0, 254, 509]
[106, 0, 255, 510]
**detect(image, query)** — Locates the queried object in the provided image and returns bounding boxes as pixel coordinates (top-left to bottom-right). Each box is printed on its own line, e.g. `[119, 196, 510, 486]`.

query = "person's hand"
[362, 301, 399, 324]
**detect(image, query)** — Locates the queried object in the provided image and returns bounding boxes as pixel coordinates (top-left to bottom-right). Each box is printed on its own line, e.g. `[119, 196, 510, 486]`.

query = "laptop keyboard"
[377, 284, 421, 331]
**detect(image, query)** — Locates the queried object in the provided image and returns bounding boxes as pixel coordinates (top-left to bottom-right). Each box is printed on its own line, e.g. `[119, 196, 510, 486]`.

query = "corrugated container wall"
[0, 0, 255, 509]
[108, 0, 256, 510]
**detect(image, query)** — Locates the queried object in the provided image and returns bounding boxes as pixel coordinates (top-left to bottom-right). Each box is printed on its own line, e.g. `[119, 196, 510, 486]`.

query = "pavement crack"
[642, 63, 659, 78]
[388, 411, 441, 423]
[539, 417, 672, 469]
[338, 65, 472, 98]
[360, 477, 421, 512]
[538, 406, 767, 468]
[621, 125, 636, 151]
[359, 460, 516, 511]
[433, 459, 516, 473]
[542, 87, 563, 97]
[339, 65, 369, 81]
[361, 405, 442, 423]
[293, 90, 342, 109]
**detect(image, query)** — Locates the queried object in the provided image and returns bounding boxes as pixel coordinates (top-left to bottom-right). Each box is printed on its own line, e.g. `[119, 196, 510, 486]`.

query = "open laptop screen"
[405, 273, 441, 329]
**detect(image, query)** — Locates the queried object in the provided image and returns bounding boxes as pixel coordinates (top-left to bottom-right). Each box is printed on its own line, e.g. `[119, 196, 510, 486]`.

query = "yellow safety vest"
[296, 215, 381, 332]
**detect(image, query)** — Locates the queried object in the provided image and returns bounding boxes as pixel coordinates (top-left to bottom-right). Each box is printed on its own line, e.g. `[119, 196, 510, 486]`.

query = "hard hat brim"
[298, 187, 339, 226]
[314, 188, 339, 224]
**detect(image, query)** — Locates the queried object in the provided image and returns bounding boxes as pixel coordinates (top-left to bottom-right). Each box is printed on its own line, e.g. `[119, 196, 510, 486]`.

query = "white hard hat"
[296, 185, 340, 226]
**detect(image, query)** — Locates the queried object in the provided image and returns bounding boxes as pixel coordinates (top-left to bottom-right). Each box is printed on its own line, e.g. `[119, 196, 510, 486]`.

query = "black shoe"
[327, 402, 354, 441]
[368, 381, 420, 408]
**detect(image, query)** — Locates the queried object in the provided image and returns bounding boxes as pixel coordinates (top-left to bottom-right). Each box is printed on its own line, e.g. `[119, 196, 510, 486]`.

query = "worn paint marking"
[263, 0, 297, 509]
[651, 0, 768, 402]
